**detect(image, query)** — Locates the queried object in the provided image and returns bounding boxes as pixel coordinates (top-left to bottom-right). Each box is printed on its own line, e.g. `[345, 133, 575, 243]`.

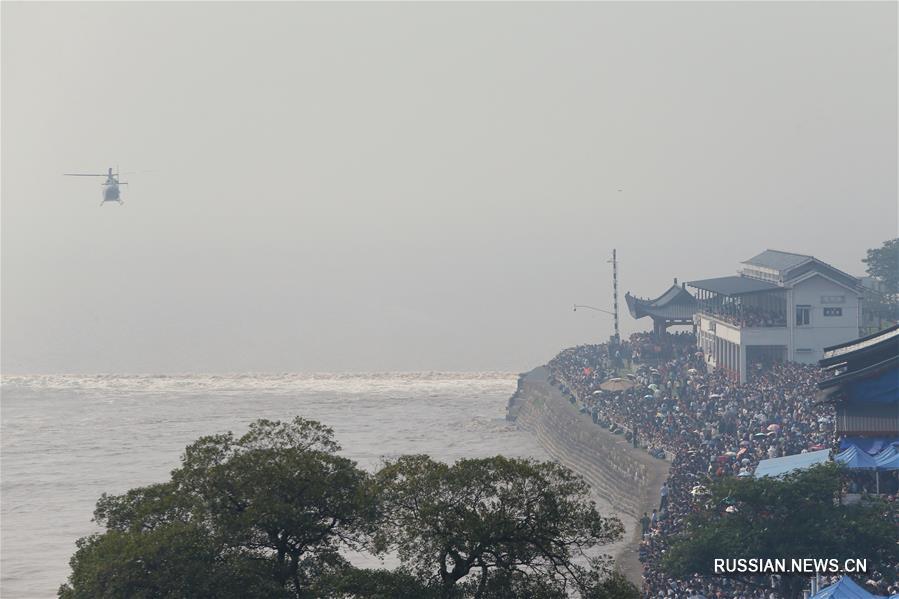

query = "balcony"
[698, 312, 788, 346]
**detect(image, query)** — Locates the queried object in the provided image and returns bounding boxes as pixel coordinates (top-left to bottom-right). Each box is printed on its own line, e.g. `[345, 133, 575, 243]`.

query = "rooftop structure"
[624, 278, 697, 335]
[688, 250, 862, 382]
[818, 325, 899, 438]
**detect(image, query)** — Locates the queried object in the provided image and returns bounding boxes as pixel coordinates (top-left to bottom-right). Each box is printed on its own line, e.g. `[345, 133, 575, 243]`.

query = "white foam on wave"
[1, 372, 517, 397]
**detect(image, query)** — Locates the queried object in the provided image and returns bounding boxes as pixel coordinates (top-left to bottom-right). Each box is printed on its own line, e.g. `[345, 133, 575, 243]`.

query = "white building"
[688, 250, 862, 383]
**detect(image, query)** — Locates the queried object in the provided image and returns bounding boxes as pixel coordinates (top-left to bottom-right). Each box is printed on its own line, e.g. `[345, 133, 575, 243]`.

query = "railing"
[699, 310, 787, 329]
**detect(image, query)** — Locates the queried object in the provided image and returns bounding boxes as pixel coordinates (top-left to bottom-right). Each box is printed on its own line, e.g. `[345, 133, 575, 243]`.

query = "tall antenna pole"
[611, 248, 620, 345]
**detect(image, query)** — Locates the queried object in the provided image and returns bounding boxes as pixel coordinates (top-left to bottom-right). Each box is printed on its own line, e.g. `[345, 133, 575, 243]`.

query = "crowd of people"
[545, 332, 898, 598]
[704, 306, 787, 329]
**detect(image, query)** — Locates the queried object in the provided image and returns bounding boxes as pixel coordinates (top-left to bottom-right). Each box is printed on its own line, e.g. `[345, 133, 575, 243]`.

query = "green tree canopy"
[662, 464, 898, 599]
[375, 454, 629, 598]
[863, 238, 899, 295]
[59, 417, 376, 599]
[59, 418, 639, 599]
[862, 238, 899, 328]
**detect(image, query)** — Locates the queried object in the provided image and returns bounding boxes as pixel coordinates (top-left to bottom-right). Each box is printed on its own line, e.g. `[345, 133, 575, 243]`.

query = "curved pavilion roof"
[625, 282, 697, 321]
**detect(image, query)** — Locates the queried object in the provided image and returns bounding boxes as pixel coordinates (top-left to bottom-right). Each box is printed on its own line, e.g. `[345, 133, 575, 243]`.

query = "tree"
[863, 238, 899, 295]
[862, 239, 899, 329]
[662, 464, 899, 599]
[59, 418, 377, 598]
[580, 570, 641, 599]
[58, 522, 286, 599]
[374, 454, 630, 598]
[315, 567, 439, 599]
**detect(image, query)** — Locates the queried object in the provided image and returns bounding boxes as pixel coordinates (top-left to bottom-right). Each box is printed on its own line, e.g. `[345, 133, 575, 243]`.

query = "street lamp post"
[572, 304, 616, 317]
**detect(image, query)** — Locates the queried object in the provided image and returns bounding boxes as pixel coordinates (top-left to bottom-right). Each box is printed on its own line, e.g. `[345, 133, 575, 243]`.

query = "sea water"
[1, 372, 549, 599]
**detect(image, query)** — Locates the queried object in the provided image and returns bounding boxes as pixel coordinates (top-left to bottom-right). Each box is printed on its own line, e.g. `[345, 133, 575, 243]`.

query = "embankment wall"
[507, 366, 670, 581]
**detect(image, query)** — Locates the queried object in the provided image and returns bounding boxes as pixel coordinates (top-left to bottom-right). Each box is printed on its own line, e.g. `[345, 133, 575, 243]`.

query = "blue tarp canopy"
[835, 445, 879, 470]
[874, 448, 899, 471]
[809, 576, 882, 599]
[754, 449, 831, 478]
[874, 445, 897, 462]
[839, 437, 899, 454]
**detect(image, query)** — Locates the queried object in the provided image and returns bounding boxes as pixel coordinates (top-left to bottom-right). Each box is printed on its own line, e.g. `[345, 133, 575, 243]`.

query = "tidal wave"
[1, 371, 517, 396]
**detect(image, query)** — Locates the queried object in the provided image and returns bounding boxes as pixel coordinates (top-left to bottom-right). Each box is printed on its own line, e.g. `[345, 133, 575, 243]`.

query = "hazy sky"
[2, 2, 896, 374]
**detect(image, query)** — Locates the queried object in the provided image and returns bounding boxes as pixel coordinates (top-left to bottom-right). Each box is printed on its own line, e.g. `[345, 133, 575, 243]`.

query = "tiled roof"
[687, 276, 779, 296]
[743, 249, 812, 272]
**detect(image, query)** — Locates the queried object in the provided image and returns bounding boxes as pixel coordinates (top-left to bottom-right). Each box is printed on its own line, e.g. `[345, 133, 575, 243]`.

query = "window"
[795, 305, 811, 326]
[823, 307, 843, 317]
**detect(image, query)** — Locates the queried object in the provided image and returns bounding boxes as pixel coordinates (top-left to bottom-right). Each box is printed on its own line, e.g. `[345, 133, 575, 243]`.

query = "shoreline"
[507, 366, 671, 584]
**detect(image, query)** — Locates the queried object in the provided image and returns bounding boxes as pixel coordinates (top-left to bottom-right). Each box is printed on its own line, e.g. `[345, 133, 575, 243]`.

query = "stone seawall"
[508, 366, 671, 582]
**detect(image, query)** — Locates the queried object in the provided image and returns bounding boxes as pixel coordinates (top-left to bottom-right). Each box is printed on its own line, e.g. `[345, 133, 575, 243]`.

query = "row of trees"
[59, 417, 638, 599]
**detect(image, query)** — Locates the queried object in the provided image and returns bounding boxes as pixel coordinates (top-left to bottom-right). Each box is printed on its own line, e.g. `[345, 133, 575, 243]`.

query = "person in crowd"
[641, 512, 651, 536]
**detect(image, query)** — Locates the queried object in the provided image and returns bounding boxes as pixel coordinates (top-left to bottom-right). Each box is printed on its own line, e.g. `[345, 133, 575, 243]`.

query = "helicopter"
[64, 167, 128, 206]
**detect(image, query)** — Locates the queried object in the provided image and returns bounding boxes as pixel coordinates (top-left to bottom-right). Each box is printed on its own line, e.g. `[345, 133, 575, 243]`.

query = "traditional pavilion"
[818, 324, 899, 445]
[624, 279, 697, 336]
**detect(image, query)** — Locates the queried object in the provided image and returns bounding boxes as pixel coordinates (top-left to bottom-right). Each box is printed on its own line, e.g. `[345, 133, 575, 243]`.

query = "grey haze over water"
[2, 2, 896, 374]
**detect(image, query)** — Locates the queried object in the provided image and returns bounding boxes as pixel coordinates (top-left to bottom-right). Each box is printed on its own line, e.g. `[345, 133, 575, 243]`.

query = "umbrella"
[725, 505, 739, 512]
[737, 471, 752, 477]
[724, 451, 737, 457]
[739, 440, 750, 447]
[688, 368, 698, 374]
[767, 424, 781, 432]
[709, 393, 722, 399]
[600, 378, 634, 392]
[753, 433, 767, 439]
